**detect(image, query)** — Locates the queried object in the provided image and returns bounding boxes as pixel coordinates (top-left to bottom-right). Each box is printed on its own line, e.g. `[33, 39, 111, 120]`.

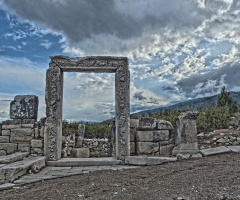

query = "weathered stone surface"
[75, 124, 85, 147]
[200, 146, 231, 156]
[136, 142, 159, 154]
[10, 128, 33, 143]
[2, 130, 10, 136]
[130, 119, 139, 128]
[32, 148, 43, 154]
[2, 119, 21, 125]
[130, 142, 135, 154]
[45, 56, 130, 160]
[0, 136, 9, 143]
[10, 95, 38, 120]
[0, 150, 6, 156]
[2, 125, 21, 129]
[70, 148, 90, 158]
[156, 120, 174, 130]
[22, 119, 36, 124]
[17, 143, 31, 152]
[22, 124, 35, 128]
[136, 130, 169, 142]
[138, 117, 157, 130]
[31, 139, 43, 148]
[147, 157, 177, 165]
[0, 152, 29, 164]
[0, 123, 2, 135]
[125, 156, 148, 165]
[159, 144, 174, 155]
[227, 146, 240, 153]
[0, 143, 17, 154]
[173, 111, 199, 155]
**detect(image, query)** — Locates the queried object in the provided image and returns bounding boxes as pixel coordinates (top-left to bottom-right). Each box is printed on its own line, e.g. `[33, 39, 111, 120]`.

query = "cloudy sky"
[0, 0, 240, 122]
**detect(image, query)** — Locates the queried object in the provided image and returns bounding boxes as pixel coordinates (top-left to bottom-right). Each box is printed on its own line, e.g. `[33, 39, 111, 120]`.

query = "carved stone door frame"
[44, 56, 130, 161]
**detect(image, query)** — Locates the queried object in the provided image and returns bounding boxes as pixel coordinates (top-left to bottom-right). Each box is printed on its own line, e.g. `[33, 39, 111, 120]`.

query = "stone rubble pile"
[198, 129, 240, 149]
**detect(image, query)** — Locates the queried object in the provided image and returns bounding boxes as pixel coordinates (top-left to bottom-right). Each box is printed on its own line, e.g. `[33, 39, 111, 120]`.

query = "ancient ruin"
[44, 56, 130, 160]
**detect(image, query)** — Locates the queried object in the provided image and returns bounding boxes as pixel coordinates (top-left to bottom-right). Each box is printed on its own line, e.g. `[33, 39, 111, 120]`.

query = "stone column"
[115, 59, 130, 159]
[44, 62, 63, 161]
[172, 111, 199, 155]
[75, 124, 85, 147]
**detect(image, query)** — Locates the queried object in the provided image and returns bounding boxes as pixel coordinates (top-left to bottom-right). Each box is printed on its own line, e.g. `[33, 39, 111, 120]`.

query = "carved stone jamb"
[44, 56, 130, 161]
[44, 61, 63, 161]
[172, 111, 199, 156]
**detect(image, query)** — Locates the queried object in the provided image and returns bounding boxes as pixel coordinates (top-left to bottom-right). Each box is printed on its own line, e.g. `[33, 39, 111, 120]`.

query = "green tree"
[217, 86, 239, 114]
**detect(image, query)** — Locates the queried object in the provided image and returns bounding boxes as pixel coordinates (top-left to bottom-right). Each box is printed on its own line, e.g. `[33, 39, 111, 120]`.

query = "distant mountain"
[131, 91, 240, 117]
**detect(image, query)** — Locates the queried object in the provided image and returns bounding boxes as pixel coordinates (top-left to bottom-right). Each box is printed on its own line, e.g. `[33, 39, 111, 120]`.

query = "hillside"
[131, 91, 240, 117]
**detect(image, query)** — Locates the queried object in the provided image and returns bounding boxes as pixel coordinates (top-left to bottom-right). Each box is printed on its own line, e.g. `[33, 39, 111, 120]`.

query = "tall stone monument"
[172, 111, 199, 155]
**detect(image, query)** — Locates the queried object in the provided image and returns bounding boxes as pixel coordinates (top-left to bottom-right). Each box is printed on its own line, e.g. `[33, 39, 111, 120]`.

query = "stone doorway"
[44, 56, 130, 161]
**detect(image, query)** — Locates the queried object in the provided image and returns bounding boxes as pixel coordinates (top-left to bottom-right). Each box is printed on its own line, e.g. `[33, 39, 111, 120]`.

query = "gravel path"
[0, 153, 240, 200]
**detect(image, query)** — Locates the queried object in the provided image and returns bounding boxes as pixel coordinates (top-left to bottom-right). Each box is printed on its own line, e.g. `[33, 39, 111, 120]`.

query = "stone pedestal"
[172, 111, 199, 155]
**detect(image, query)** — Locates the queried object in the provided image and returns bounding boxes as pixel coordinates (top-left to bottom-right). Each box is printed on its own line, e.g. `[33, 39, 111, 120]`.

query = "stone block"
[70, 148, 90, 158]
[10, 95, 38, 120]
[227, 146, 240, 153]
[147, 157, 177, 165]
[159, 144, 174, 155]
[22, 119, 36, 124]
[0, 136, 9, 143]
[200, 146, 231, 156]
[130, 142, 136, 154]
[136, 142, 159, 154]
[0, 143, 17, 154]
[22, 124, 35, 128]
[34, 128, 39, 138]
[130, 119, 139, 128]
[156, 120, 174, 130]
[136, 130, 169, 142]
[125, 156, 148, 165]
[138, 117, 157, 130]
[2, 119, 21, 125]
[31, 139, 43, 148]
[0, 150, 6, 156]
[130, 128, 136, 142]
[2, 130, 10, 136]
[40, 127, 44, 138]
[10, 128, 33, 143]
[32, 148, 43, 154]
[18, 143, 31, 152]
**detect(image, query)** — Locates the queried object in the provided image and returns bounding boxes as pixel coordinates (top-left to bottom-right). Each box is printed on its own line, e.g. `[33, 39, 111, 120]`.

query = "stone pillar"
[115, 60, 130, 159]
[75, 124, 85, 147]
[172, 111, 199, 155]
[44, 62, 63, 161]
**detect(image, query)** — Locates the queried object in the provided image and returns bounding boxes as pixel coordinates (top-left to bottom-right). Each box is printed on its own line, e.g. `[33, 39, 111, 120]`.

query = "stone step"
[125, 156, 177, 166]
[0, 155, 46, 184]
[0, 152, 29, 164]
[47, 157, 122, 167]
[200, 146, 231, 157]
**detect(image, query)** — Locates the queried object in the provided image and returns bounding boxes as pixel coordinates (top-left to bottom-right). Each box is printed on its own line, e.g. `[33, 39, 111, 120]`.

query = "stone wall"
[198, 129, 240, 149]
[130, 118, 175, 156]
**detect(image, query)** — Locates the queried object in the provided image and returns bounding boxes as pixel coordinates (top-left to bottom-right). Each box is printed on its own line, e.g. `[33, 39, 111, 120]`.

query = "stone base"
[70, 148, 89, 158]
[172, 143, 199, 155]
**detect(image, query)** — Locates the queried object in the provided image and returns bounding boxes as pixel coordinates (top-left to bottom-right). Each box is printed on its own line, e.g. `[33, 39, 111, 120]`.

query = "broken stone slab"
[125, 156, 177, 166]
[200, 146, 231, 156]
[138, 117, 157, 130]
[0, 183, 15, 191]
[227, 146, 240, 153]
[70, 148, 89, 158]
[125, 156, 148, 165]
[0, 136, 9, 143]
[10, 95, 38, 120]
[136, 130, 169, 142]
[0, 152, 29, 164]
[47, 157, 121, 167]
[147, 157, 177, 165]
[0, 156, 46, 184]
[0, 143, 17, 154]
[136, 142, 159, 154]
[156, 120, 174, 130]
[10, 128, 34, 143]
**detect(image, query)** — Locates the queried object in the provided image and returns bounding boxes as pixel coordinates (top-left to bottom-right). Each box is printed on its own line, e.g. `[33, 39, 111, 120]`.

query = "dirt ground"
[0, 153, 240, 200]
